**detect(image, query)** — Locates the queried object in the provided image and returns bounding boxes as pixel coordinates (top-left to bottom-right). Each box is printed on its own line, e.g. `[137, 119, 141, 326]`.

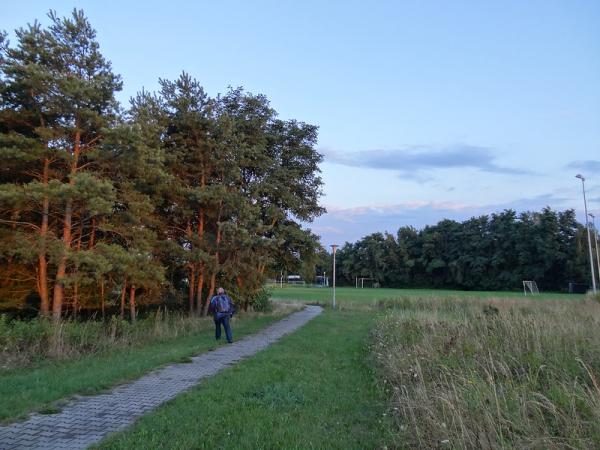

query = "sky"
[4, 1, 600, 245]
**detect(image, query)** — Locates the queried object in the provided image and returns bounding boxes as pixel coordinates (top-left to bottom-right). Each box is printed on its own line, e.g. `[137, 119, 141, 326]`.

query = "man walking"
[209, 287, 235, 343]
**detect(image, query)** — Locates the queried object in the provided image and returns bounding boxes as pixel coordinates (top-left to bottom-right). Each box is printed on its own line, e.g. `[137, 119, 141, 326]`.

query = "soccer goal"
[355, 277, 378, 288]
[522, 280, 539, 295]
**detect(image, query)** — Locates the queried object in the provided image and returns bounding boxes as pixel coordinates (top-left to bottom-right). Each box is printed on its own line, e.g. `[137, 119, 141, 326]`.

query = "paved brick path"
[0, 305, 322, 450]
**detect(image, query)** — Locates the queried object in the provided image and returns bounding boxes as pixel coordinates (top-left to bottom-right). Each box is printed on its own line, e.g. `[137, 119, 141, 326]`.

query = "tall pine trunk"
[72, 220, 83, 318]
[120, 283, 127, 319]
[203, 204, 222, 316]
[186, 221, 196, 313]
[188, 266, 196, 314]
[236, 276, 249, 311]
[129, 285, 136, 322]
[89, 218, 96, 249]
[52, 198, 72, 322]
[195, 208, 205, 315]
[38, 157, 50, 316]
[52, 131, 80, 322]
[204, 270, 217, 317]
[196, 263, 204, 315]
[100, 278, 105, 319]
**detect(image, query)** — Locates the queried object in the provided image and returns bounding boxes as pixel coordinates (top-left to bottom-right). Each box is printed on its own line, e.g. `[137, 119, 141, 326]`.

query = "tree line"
[0, 10, 324, 320]
[334, 208, 592, 292]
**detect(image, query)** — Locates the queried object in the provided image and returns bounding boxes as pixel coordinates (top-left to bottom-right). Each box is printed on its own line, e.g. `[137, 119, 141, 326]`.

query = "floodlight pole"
[589, 213, 600, 287]
[576, 174, 597, 294]
[330, 244, 338, 309]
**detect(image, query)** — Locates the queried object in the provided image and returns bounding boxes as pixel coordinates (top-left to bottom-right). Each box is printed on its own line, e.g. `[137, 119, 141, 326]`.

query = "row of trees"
[0, 10, 324, 320]
[334, 208, 592, 291]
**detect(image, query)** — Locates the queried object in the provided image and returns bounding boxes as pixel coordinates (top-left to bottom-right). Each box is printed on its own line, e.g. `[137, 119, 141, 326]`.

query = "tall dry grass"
[0, 309, 215, 370]
[0, 303, 298, 371]
[371, 296, 600, 449]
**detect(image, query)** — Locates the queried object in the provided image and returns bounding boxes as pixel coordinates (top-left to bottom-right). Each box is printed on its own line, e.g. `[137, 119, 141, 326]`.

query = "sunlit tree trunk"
[38, 157, 51, 316]
[129, 285, 136, 322]
[53, 130, 81, 322]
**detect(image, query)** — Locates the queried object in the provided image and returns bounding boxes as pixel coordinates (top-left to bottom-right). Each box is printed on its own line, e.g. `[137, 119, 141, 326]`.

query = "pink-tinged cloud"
[308, 194, 574, 245]
[325, 200, 476, 216]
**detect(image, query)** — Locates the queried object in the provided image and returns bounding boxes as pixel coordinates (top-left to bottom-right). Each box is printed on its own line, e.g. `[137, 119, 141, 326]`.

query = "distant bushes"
[336, 208, 591, 292]
[371, 297, 600, 449]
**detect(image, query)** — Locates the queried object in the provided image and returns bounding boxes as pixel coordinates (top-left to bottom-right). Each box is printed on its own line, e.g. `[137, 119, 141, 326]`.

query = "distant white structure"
[287, 275, 305, 285]
[523, 280, 539, 295]
[355, 277, 378, 288]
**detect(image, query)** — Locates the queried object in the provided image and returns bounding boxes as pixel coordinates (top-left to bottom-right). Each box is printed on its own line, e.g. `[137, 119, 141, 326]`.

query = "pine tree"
[43, 10, 122, 321]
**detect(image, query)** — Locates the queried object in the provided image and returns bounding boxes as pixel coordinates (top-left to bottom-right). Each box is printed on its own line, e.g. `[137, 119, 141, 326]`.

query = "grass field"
[371, 295, 600, 448]
[270, 285, 580, 306]
[0, 310, 296, 423]
[5, 287, 598, 448]
[96, 310, 391, 449]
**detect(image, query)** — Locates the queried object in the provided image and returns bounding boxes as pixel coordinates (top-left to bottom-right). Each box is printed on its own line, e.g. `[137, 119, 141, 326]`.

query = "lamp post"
[330, 244, 338, 309]
[589, 213, 600, 287]
[576, 174, 597, 294]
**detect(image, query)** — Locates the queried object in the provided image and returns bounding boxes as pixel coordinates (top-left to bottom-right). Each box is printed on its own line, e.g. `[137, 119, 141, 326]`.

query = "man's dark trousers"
[214, 313, 233, 343]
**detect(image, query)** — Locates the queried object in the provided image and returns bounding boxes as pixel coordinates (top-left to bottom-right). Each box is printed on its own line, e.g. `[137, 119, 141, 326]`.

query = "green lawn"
[270, 286, 580, 306]
[97, 310, 391, 450]
[0, 314, 285, 423]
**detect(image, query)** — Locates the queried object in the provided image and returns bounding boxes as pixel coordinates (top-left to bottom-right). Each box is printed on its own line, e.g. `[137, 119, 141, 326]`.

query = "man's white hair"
[217, 287, 225, 294]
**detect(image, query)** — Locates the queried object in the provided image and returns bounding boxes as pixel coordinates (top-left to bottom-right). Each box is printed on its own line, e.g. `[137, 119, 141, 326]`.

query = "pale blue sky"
[4, 1, 600, 244]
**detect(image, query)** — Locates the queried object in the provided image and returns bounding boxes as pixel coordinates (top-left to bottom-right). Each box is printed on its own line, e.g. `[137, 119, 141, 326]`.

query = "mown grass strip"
[0, 314, 283, 423]
[97, 310, 390, 450]
[270, 286, 581, 306]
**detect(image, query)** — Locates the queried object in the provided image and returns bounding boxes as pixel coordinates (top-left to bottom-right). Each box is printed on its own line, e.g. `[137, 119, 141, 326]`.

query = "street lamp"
[330, 244, 338, 309]
[576, 174, 597, 294]
[589, 213, 600, 288]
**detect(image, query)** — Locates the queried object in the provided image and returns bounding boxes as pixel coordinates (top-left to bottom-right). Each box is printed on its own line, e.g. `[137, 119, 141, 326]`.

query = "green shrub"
[249, 288, 274, 312]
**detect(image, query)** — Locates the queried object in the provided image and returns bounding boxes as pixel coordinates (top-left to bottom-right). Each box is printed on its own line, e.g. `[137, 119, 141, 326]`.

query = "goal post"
[355, 277, 378, 288]
[522, 280, 539, 295]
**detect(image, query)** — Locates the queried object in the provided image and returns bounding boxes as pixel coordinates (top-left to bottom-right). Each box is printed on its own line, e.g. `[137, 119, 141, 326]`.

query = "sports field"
[270, 285, 580, 306]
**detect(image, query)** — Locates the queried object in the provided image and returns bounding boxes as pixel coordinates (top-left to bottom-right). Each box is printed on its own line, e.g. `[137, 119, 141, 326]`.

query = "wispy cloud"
[323, 144, 529, 177]
[566, 160, 600, 173]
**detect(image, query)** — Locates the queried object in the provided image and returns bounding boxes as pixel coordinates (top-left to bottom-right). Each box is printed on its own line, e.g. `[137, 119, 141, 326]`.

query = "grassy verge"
[270, 286, 580, 307]
[0, 310, 294, 423]
[96, 310, 390, 449]
[371, 296, 600, 448]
